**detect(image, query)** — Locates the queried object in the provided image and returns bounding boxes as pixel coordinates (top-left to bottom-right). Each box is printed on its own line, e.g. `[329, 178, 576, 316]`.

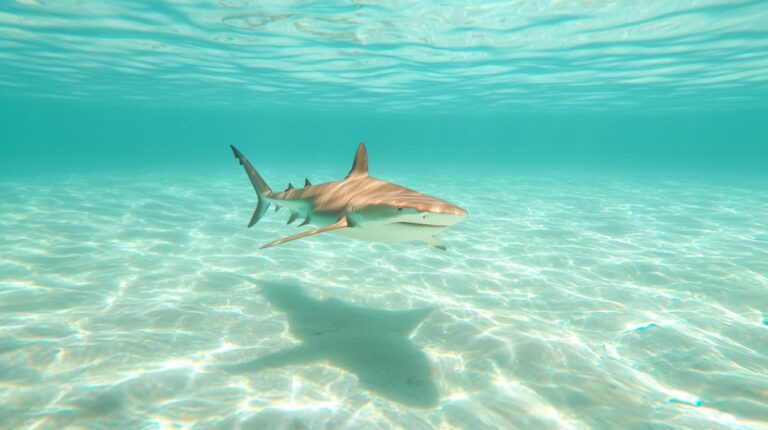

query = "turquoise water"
[1, 1, 768, 429]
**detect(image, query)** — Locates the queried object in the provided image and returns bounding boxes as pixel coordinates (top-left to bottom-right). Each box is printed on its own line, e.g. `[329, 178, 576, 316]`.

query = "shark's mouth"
[391, 221, 446, 228]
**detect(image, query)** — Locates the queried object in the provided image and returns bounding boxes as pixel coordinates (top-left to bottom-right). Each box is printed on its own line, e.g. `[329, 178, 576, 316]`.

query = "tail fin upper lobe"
[230, 145, 273, 227]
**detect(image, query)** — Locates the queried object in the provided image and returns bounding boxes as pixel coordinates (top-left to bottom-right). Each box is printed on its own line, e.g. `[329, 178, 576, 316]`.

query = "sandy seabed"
[1, 171, 767, 429]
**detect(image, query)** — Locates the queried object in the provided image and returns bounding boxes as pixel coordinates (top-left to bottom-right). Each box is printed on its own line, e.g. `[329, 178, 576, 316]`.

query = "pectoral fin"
[424, 236, 447, 250]
[261, 217, 349, 249]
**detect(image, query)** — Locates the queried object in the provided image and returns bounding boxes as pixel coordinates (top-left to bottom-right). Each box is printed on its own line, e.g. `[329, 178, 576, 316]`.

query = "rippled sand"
[1, 171, 767, 429]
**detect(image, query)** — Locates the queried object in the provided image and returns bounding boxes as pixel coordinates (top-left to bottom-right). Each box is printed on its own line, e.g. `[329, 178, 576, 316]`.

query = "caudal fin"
[230, 145, 273, 227]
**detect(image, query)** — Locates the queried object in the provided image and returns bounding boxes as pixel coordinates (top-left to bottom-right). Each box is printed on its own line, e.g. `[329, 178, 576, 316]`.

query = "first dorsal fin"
[345, 142, 368, 179]
[304, 178, 312, 187]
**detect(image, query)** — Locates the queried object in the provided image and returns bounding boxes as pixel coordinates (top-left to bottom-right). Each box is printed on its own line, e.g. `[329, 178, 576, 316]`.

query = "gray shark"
[216, 281, 439, 408]
[230, 143, 468, 249]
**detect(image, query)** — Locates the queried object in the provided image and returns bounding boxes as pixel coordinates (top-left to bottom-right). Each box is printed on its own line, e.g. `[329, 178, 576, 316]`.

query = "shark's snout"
[417, 203, 468, 226]
[413, 201, 467, 217]
[443, 205, 468, 218]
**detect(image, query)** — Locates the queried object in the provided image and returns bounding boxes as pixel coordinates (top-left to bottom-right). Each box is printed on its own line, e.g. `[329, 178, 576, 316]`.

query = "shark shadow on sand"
[216, 280, 439, 408]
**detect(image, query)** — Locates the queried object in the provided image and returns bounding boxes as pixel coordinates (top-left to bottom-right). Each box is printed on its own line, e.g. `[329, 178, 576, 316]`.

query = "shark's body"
[216, 281, 439, 408]
[231, 143, 467, 249]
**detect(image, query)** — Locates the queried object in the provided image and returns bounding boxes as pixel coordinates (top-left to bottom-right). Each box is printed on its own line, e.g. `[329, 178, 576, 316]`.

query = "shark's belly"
[332, 223, 447, 242]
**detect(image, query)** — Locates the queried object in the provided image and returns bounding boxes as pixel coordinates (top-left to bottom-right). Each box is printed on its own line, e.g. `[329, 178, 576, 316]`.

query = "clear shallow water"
[1, 172, 767, 429]
[2, 1, 768, 429]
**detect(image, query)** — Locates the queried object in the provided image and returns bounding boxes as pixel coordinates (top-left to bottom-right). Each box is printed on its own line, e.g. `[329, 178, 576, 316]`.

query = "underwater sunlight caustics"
[231, 143, 468, 250]
[1, 0, 768, 429]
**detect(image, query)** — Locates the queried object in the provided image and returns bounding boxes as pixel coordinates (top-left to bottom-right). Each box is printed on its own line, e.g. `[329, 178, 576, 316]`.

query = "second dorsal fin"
[345, 143, 368, 179]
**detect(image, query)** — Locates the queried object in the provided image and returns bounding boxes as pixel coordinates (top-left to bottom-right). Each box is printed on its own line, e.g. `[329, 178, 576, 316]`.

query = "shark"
[216, 281, 439, 408]
[230, 143, 468, 249]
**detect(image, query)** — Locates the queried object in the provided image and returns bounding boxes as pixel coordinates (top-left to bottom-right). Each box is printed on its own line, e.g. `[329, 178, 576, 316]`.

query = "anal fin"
[261, 217, 349, 249]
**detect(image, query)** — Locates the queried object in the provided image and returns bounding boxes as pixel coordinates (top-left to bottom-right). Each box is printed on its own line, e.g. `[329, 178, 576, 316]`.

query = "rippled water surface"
[1, 0, 767, 111]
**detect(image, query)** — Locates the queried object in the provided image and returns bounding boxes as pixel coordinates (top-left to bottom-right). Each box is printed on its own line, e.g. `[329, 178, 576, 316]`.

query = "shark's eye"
[397, 207, 403, 213]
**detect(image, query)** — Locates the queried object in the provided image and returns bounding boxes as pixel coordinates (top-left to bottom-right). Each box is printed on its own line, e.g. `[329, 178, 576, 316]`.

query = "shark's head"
[348, 191, 468, 230]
